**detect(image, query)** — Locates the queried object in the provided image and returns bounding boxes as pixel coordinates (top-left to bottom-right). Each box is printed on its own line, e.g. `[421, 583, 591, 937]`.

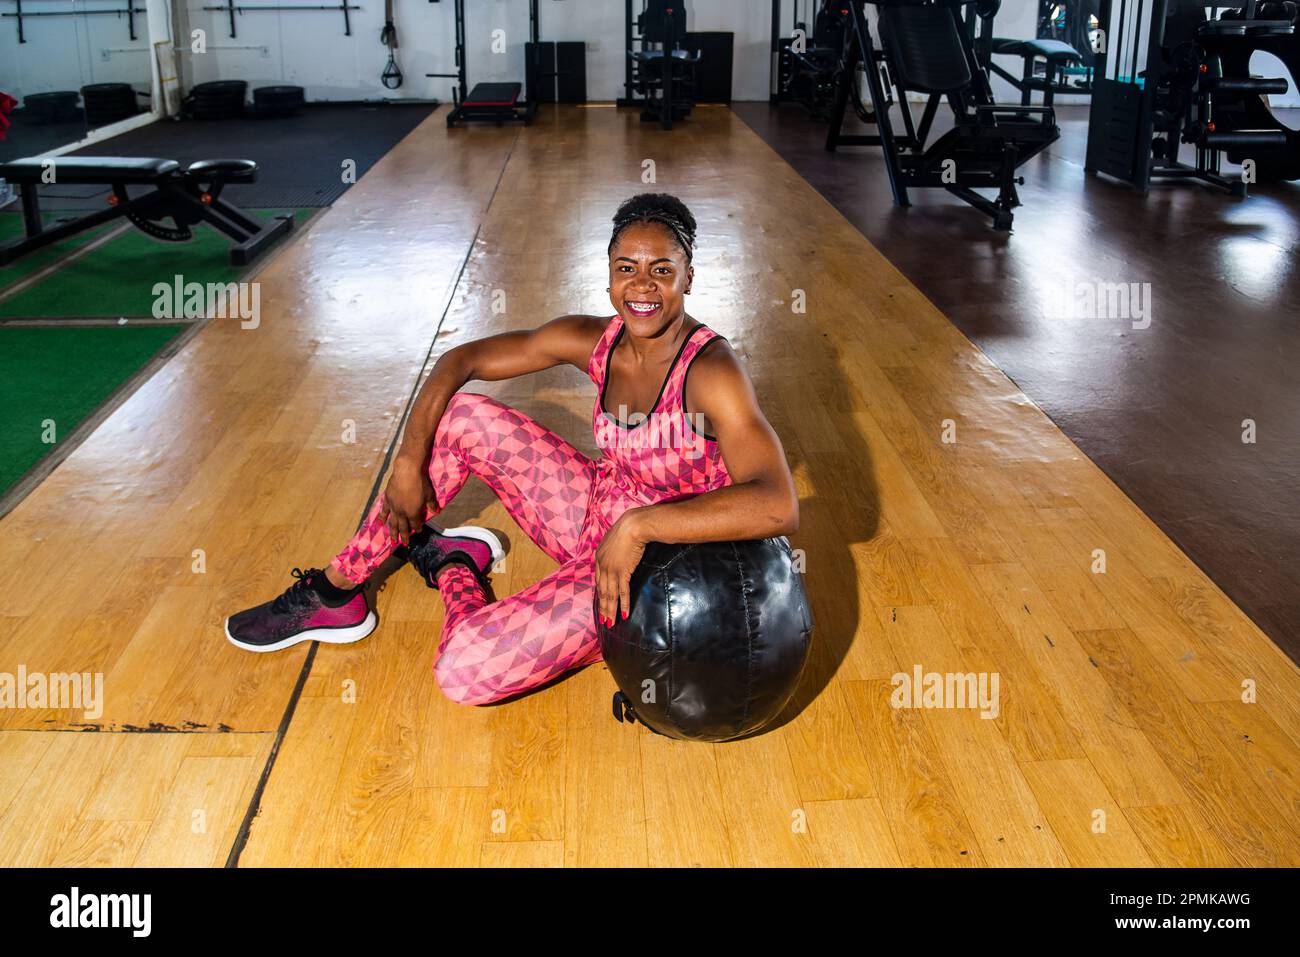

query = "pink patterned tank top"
[586, 315, 732, 499]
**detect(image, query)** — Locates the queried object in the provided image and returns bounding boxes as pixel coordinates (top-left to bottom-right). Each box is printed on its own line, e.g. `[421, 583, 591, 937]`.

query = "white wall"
[10, 0, 1296, 111]
[980, 0, 1041, 103]
[0, 0, 1112, 108]
[0, 2, 153, 103]
[173, 0, 783, 102]
[1252, 50, 1300, 108]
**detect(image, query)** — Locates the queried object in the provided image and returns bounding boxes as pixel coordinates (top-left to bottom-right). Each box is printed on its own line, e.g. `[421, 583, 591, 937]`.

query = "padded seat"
[991, 37, 1083, 63]
[629, 49, 701, 62]
[462, 83, 522, 107]
[1200, 21, 1251, 35]
[981, 30, 1086, 107]
[0, 156, 179, 184]
[186, 158, 258, 183]
[1201, 20, 1294, 35]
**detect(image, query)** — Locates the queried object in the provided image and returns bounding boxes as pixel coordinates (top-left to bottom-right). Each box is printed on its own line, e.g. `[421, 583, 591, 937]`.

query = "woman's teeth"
[627, 301, 660, 315]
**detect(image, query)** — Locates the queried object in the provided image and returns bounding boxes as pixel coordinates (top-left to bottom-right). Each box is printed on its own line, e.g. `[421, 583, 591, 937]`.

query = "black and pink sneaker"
[224, 567, 378, 653]
[406, 524, 505, 591]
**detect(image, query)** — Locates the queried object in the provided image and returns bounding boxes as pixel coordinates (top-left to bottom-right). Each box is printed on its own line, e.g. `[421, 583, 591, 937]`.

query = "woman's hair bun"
[609, 193, 697, 261]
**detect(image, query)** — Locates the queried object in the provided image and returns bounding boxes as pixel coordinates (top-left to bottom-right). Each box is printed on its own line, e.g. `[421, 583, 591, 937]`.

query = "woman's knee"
[432, 652, 509, 707]
[432, 620, 511, 706]
[444, 391, 514, 422]
[435, 392, 507, 448]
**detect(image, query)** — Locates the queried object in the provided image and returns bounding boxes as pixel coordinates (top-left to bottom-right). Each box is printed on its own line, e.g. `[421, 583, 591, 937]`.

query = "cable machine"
[1084, 0, 1294, 193]
[770, 0, 855, 116]
[619, 1, 702, 128]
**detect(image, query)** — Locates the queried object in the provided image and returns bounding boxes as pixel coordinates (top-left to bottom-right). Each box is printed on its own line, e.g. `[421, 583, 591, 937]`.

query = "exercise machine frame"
[619, 0, 702, 129]
[1084, 0, 1293, 194]
[969, 1, 1093, 106]
[826, 0, 1060, 230]
[770, 0, 856, 117]
[428, 0, 545, 127]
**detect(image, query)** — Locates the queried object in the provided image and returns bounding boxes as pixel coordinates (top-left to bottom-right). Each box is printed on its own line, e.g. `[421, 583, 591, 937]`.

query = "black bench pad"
[991, 38, 1083, 62]
[463, 83, 523, 106]
[0, 156, 180, 184]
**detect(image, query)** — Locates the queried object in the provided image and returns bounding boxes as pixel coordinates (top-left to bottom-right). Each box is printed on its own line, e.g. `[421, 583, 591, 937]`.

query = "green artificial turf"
[0, 213, 117, 293]
[0, 208, 303, 318]
[0, 324, 187, 497]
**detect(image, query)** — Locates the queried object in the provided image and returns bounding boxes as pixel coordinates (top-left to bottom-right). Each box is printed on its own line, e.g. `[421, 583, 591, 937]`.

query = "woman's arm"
[381, 315, 603, 544]
[594, 340, 800, 625]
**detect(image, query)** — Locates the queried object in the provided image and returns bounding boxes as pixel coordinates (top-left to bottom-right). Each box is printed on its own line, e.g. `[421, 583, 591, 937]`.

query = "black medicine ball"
[597, 537, 814, 742]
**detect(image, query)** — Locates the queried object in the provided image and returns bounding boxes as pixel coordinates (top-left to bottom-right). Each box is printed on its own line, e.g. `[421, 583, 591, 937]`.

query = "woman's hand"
[379, 457, 437, 546]
[595, 509, 649, 627]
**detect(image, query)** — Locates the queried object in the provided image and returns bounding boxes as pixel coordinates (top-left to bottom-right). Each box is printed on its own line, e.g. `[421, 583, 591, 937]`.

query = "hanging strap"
[380, 0, 403, 89]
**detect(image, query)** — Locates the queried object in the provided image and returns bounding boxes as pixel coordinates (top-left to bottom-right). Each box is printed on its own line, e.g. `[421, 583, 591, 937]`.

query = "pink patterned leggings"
[330, 392, 610, 706]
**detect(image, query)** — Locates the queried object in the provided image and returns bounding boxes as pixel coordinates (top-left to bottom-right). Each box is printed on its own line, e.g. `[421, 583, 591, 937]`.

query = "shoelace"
[271, 567, 324, 614]
[406, 532, 448, 576]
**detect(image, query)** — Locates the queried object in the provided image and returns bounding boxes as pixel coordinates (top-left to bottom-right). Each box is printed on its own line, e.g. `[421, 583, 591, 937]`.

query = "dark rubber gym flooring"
[1, 103, 436, 210]
[735, 101, 1300, 664]
[0, 115, 90, 162]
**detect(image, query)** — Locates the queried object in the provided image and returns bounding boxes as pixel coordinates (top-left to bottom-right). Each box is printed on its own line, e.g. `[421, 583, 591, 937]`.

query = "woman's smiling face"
[608, 221, 693, 337]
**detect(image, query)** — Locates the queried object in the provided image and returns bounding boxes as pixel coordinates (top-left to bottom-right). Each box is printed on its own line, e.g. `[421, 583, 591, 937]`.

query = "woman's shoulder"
[687, 321, 734, 362]
[538, 314, 617, 382]
[533, 314, 613, 368]
[679, 327, 754, 428]
[549, 313, 614, 337]
[682, 326, 745, 392]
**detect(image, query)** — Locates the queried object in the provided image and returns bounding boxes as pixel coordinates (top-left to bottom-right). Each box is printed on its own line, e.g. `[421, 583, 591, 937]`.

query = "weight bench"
[0, 156, 294, 267]
[985, 37, 1085, 106]
[447, 82, 529, 126]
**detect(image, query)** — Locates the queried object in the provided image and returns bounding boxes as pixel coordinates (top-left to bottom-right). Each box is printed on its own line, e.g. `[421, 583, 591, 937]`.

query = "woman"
[225, 193, 799, 706]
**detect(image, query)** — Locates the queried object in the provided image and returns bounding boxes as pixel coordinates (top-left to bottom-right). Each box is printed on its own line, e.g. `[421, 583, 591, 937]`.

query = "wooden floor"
[735, 102, 1300, 661]
[1, 104, 1298, 866]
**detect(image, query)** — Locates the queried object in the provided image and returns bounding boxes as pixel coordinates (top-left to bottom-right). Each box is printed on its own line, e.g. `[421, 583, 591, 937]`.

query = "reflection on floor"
[735, 101, 1300, 664]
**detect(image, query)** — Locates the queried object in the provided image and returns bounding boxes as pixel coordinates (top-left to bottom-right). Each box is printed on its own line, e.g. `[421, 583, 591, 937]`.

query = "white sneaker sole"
[435, 524, 507, 571]
[225, 609, 378, 654]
